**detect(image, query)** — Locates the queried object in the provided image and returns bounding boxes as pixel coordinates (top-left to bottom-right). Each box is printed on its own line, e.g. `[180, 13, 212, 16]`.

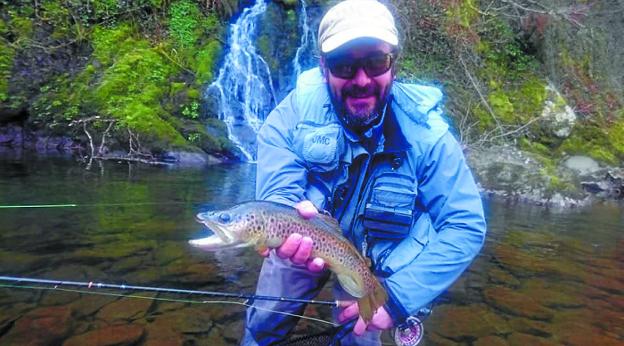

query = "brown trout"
[189, 200, 388, 322]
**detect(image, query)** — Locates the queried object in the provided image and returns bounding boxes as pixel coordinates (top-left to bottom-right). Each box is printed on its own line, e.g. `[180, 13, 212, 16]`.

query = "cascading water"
[292, 0, 317, 78]
[207, 0, 317, 161]
[206, 0, 276, 161]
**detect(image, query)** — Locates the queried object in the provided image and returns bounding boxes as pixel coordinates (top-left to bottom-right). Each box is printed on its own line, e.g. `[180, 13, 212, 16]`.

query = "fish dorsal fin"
[337, 273, 365, 298]
[312, 213, 343, 235]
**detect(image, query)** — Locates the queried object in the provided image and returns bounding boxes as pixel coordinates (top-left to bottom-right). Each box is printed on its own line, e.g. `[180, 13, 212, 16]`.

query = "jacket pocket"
[295, 122, 343, 172]
[374, 212, 433, 276]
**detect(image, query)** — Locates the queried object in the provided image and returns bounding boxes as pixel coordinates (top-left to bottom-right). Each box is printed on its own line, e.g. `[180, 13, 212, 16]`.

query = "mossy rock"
[606, 117, 624, 158]
[427, 304, 512, 340]
[483, 286, 554, 321]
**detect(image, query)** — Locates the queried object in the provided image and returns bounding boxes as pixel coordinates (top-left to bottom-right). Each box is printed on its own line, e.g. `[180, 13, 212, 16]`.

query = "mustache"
[342, 83, 378, 98]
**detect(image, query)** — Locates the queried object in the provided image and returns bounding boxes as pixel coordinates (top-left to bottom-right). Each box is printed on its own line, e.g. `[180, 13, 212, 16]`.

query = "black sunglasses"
[325, 52, 395, 80]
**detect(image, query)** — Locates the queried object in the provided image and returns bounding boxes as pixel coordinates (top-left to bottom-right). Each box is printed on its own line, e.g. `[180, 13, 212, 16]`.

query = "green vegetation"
[0, 0, 233, 158]
[0, 0, 622, 169]
[0, 38, 13, 102]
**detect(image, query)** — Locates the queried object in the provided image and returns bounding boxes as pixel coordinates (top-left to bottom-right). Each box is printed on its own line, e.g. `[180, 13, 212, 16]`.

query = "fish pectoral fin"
[255, 244, 268, 253]
[358, 295, 374, 323]
[337, 273, 365, 298]
[358, 279, 389, 323]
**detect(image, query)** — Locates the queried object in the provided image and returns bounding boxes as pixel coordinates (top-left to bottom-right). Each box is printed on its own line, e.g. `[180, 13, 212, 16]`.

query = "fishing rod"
[0, 275, 337, 306]
[0, 202, 189, 209]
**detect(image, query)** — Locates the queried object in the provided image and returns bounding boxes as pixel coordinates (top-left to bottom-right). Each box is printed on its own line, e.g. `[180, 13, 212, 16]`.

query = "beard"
[331, 82, 390, 134]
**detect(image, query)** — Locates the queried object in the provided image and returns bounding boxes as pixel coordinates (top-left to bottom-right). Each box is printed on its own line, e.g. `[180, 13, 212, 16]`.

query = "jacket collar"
[382, 95, 411, 153]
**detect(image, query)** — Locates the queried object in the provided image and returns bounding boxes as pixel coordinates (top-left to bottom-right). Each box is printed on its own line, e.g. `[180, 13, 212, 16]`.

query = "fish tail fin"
[357, 279, 388, 323]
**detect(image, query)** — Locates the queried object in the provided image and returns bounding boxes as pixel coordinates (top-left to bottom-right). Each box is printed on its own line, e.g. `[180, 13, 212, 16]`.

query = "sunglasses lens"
[365, 54, 393, 77]
[327, 53, 393, 79]
[328, 61, 355, 79]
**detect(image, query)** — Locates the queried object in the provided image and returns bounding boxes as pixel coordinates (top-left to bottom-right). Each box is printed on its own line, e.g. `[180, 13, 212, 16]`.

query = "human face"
[322, 39, 396, 133]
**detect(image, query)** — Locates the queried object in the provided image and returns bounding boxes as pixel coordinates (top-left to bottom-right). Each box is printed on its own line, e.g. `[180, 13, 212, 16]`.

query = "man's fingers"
[257, 248, 270, 257]
[291, 236, 313, 264]
[294, 200, 318, 219]
[276, 233, 302, 259]
[353, 316, 367, 336]
[306, 257, 325, 272]
[337, 301, 359, 323]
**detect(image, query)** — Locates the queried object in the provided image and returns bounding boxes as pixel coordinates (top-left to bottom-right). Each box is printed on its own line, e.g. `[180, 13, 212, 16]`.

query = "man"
[243, 0, 487, 344]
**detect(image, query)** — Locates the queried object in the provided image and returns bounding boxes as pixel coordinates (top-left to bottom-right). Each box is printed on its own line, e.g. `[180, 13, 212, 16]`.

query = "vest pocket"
[296, 122, 343, 172]
[363, 172, 417, 239]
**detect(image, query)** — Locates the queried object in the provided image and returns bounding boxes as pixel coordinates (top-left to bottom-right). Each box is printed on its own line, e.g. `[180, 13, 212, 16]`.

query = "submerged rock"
[2, 305, 73, 346]
[69, 294, 118, 318]
[62, 324, 145, 346]
[427, 304, 511, 340]
[507, 332, 559, 346]
[474, 335, 508, 346]
[96, 295, 154, 322]
[483, 287, 554, 321]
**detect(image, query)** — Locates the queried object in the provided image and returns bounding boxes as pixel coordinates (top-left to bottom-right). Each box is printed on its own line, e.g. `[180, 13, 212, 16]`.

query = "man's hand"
[337, 301, 394, 336]
[257, 200, 326, 272]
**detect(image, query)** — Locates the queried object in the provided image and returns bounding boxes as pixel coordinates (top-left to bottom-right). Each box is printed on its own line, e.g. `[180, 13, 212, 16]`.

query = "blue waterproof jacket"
[245, 68, 486, 344]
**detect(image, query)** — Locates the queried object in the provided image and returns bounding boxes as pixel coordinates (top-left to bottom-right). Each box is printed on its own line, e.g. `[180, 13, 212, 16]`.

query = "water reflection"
[0, 156, 622, 345]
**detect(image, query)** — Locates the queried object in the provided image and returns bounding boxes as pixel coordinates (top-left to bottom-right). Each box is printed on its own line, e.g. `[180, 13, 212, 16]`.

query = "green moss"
[92, 44, 187, 146]
[170, 82, 186, 96]
[91, 24, 139, 66]
[193, 41, 221, 83]
[558, 126, 618, 164]
[488, 90, 515, 122]
[606, 118, 624, 157]
[92, 0, 119, 18]
[9, 16, 33, 40]
[519, 138, 551, 157]
[0, 40, 14, 102]
[445, 0, 479, 28]
[168, 0, 202, 48]
[477, 75, 547, 130]
[186, 88, 200, 99]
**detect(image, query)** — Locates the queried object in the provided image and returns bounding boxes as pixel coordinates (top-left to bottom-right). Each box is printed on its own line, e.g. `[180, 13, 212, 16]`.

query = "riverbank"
[1, 0, 622, 202]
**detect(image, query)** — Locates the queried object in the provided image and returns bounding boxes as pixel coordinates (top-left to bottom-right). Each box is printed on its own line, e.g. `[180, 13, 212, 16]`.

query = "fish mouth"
[189, 215, 242, 251]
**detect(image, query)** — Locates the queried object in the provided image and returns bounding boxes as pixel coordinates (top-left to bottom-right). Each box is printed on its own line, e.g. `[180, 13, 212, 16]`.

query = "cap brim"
[321, 27, 398, 53]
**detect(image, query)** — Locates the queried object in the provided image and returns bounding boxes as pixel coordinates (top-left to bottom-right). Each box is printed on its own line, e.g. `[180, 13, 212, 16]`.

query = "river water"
[0, 155, 622, 345]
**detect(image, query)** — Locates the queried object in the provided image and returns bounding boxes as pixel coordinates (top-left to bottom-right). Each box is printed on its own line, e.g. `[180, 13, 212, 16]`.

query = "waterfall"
[292, 0, 317, 78]
[206, 0, 316, 161]
[206, 0, 276, 162]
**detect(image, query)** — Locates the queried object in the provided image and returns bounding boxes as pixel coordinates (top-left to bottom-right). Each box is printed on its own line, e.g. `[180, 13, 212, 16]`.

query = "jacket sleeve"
[255, 91, 307, 206]
[383, 130, 487, 323]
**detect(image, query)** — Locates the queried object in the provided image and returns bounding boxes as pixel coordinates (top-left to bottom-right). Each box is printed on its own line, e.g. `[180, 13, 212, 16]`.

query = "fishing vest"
[290, 68, 449, 275]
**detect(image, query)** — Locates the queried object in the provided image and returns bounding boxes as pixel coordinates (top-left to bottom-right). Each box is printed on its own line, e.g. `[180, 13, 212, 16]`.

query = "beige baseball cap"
[318, 0, 399, 54]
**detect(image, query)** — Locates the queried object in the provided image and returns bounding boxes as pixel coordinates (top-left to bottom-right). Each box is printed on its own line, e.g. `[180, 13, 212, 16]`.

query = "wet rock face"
[468, 146, 624, 204]
[581, 170, 624, 199]
[540, 84, 577, 139]
[0, 123, 77, 152]
[9, 25, 91, 105]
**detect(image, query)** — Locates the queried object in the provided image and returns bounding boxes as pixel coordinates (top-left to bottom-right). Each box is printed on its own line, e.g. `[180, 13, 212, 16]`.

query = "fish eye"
[218, 213, 231, 223]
